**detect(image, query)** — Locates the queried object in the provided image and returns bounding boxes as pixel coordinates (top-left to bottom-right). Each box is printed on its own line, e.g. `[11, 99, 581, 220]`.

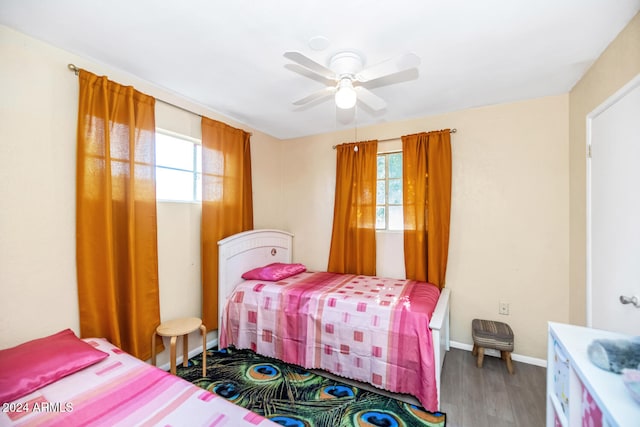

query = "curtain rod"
[332, 128, 457, 149]
[68, 64, 204, 118]
[67, 63, 251, 136]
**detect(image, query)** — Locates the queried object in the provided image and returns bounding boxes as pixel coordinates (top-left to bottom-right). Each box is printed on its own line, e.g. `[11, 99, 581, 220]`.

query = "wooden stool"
[151, 317, 207, 377]
[471, 318, 514, 374]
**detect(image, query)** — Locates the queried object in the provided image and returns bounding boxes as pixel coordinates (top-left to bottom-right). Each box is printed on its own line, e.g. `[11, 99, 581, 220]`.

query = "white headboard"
[217, 229, 293, 328]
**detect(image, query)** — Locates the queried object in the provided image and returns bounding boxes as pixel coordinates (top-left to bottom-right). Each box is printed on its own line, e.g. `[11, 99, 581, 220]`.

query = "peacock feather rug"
[175, 346, 446, 427]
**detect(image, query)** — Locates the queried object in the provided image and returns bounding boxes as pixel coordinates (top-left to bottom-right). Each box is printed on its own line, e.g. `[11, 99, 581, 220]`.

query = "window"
[376, 152, 403, 230]
[155, 130, 202, 202]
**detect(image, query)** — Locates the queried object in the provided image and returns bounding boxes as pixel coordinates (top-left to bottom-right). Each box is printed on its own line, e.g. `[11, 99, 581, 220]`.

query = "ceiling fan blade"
[356, 52, 421, 82]
[292, 87, 335, 106]
[355, 86, 386, 111]
[284, 63, 336, 86]
[284, 51, 336, 80]
[361, 68, 420, 89]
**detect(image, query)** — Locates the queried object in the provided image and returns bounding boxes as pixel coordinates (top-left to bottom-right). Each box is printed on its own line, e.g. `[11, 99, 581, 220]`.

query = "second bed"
[217, 229, 450, 412]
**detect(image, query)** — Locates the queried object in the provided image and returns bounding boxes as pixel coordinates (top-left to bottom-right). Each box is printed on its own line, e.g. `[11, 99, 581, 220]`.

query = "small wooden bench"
[471, 318, 514, 374]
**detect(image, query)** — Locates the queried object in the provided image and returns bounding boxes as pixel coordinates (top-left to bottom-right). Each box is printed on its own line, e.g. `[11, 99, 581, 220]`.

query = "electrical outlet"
[499, 302, 510, 315]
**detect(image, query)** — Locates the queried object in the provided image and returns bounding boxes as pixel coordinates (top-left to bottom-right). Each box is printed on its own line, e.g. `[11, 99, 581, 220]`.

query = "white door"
[588, 75, 640, 335]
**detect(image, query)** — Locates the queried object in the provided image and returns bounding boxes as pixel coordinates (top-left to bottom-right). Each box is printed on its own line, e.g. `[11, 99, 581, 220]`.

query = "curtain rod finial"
[68, 64, 79, 75]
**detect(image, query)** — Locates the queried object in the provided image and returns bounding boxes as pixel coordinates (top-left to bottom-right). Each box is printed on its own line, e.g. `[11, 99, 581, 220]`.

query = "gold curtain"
[76, 70, 162, 360]
[327, 140, 378, 275]
[402, 130, 452, 288]
[201, 117, 254, 330]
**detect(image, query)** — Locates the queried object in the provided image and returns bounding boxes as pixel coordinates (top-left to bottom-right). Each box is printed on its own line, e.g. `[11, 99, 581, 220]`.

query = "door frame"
[586, 73, 640, 327]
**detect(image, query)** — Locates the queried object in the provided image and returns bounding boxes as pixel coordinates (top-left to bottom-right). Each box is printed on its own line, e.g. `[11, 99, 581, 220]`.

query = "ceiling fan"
[284, 50, 421, 111]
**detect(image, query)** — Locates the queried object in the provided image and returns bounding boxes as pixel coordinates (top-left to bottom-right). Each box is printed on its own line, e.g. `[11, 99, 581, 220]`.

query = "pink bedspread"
[0, 339, 277, 427]
[220, 271, 441, 411]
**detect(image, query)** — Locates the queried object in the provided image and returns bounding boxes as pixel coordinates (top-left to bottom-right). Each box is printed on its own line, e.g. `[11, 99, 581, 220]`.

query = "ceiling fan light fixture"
[335, 78, 357, 109]
[285, 49, 418, 112]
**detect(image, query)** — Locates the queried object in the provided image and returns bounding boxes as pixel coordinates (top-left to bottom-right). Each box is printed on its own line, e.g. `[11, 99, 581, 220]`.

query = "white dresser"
[546, 322, 640, 426]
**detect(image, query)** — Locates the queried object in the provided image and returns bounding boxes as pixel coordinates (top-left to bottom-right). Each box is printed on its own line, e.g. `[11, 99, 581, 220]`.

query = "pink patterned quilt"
[220, 271, 441, 411]
[0, 339, 277, 427]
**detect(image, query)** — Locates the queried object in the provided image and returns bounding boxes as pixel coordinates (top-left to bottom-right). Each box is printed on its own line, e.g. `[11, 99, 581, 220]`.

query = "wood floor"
[440, 348, 547, 427]
[314, 347, 547, 426]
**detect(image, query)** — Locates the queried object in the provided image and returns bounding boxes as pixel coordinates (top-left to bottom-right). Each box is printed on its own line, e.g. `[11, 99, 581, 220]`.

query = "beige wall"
[281, 95, 570, 360]
[1, 26, 79, 348]
[568, 13, 640, 325]
[0, 26, 282, 366]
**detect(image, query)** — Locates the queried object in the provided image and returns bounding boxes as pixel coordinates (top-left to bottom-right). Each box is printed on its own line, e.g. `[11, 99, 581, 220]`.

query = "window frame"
[376, 151, 403, 231]
[155, 128, 202, 203]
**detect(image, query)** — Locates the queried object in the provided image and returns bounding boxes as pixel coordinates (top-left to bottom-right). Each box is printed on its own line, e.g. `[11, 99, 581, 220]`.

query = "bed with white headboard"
[217, 229, 450, 411]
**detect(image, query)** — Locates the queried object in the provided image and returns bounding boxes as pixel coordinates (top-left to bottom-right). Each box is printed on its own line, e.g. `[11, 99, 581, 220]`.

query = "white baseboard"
[450, 340, 547, 368]
[157, 337, 218, 372]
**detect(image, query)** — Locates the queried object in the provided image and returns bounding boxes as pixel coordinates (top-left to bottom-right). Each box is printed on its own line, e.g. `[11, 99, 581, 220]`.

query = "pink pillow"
[242, 263, 307, 281]
[0, 329, 109, 404]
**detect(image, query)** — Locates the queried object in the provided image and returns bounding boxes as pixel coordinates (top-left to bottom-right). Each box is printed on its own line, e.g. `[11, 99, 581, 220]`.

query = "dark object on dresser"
[587, 338, 640, 374]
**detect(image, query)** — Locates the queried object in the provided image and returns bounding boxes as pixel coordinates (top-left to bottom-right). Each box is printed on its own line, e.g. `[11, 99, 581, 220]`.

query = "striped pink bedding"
[220, 271, 441, 411]
[0, 339, 277, 427]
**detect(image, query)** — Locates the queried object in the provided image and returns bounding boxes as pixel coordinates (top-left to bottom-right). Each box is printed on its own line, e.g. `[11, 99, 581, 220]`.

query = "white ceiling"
[1, 0, 639, 139]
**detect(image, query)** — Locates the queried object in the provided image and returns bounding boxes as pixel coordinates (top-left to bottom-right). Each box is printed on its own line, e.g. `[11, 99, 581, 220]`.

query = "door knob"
[619, 295, 640, 308]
